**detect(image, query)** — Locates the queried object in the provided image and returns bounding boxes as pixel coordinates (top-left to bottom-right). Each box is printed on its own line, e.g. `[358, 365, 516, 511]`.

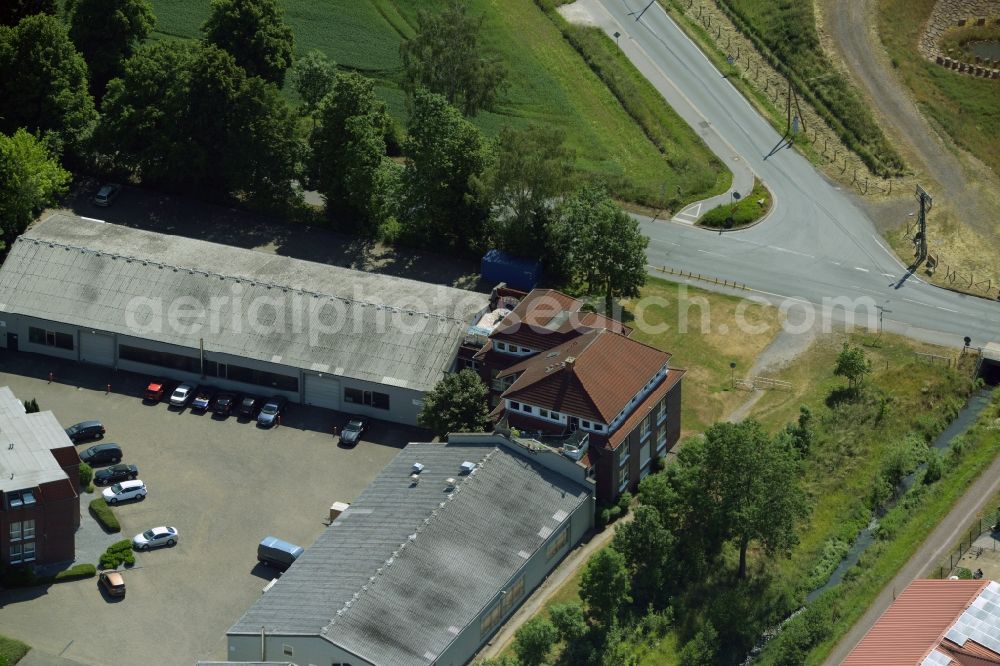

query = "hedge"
[52, 563, 96, 582]
[99, 540, 135, 570]
[1, 563, 96, 588]
[88, 498, 121, 533]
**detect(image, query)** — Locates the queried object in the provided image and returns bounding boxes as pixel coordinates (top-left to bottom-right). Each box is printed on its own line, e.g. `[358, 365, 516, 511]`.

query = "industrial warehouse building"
[225, 434, 594, 666]
[0, 214, 490, 426]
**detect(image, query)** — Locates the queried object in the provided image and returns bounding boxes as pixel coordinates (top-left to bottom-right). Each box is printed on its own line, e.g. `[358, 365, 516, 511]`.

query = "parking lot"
[0, 352, 418, 665]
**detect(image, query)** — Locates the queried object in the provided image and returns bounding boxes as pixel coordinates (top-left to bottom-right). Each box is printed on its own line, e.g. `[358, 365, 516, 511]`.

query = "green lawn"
[622, 276, 783, 436]
[0, 635, 30, 665]
[698, 179, 771, 228]
[145, 0, 725, 206]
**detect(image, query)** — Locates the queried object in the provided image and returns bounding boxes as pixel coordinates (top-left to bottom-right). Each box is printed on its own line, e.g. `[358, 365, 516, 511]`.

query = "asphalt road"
[585, 0, 1000, 348]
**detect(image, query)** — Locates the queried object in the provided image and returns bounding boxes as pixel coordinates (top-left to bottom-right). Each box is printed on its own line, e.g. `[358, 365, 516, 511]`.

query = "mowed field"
[147, 0, 725, 205]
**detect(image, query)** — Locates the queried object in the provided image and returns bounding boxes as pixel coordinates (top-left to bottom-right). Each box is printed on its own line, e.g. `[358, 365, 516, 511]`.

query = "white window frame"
[23, 519, 35, 539]
[640, 415, 652, 441]
[656, 427, 668, 455]
[22, 541, 35, 562]
[9, 521, 21, 541]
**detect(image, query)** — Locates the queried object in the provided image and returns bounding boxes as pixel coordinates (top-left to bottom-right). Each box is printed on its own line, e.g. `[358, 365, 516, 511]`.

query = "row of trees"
[0, 0, 649, 307]
[483, 418, 811, 666]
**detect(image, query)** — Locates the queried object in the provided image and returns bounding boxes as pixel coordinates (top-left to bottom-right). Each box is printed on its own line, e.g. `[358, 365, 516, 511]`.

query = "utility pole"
[915, 185, 932, 263]
[875, 303, 891, 336]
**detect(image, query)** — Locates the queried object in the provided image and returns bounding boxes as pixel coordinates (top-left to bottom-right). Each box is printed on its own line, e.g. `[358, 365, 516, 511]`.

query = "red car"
[144, 381, 165, 402]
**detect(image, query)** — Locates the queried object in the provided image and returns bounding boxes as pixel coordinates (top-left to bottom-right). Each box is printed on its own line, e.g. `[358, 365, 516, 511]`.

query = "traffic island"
[697, 179, 772, 230]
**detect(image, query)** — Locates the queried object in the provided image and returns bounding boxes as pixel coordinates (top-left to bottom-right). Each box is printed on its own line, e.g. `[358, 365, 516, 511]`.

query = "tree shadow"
[826, 386, 861, 409]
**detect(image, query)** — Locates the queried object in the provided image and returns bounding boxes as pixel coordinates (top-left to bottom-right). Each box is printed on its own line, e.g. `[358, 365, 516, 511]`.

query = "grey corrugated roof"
[0, 214, 488, 392]
[0, 387, 72, 492]
[229, 438, 591, 666]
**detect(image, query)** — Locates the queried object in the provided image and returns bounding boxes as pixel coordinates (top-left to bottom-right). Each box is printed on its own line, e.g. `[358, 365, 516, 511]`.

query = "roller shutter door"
[304, 374, 340, 410]
[80, 332, 115, 366]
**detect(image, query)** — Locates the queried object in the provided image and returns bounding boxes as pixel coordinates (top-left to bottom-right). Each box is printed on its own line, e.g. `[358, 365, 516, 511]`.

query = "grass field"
[146, 0, 726, 206]
[622, 277, 783, 436]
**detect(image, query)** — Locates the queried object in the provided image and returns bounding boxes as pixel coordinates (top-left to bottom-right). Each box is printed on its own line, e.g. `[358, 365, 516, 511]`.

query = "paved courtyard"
[0, 352, 421, 665]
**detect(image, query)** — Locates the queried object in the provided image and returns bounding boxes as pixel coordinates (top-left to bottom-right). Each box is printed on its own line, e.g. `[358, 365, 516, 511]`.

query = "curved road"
[580, 0, 1000, 348]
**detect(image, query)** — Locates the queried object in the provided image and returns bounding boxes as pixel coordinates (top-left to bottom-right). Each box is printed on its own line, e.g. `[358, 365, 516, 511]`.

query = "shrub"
[78, 461, 93, 488]
[99, 539, 135, 569]
[923, 450, 943, 484]
[616, 491, 633, 516]
[956, 566, 973, 579]
[89, 498, 121, 533]
[23, 398, 39, 413]
[52, 563, 96, 582]
[1, 566, 37, 588]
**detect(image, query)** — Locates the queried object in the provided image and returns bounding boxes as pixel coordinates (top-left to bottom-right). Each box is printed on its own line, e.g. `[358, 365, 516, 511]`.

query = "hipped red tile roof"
[490, 289, 631, 351]
[843, 580, 989, 666]
[497, 329, 670, 424]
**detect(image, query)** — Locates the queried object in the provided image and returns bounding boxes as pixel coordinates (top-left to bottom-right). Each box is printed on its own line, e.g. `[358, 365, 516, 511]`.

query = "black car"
[212, 392, 240, 416]
[79, 443, 123, 465]
[238, 395, 261, 419]
[65, 420, 106, 443]
[94, 463, 139, 485]
[256, 396, 288, 428]
[339, 417, 368, 447]
[190, 386, 215, 412]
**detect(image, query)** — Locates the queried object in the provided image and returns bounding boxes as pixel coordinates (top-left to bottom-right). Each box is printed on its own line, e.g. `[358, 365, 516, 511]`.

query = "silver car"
[169, 383, 196, 408]
[133, 526, 179, 550]
[92, 183, 121, 206]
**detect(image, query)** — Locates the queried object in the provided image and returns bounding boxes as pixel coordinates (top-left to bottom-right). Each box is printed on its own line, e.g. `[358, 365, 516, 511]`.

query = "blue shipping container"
[480, 249, 541, 292]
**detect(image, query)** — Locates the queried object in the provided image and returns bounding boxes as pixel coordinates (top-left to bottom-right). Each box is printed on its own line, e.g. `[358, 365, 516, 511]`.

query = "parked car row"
[151, 381, 288, 428]
[65, 418, 179, 601]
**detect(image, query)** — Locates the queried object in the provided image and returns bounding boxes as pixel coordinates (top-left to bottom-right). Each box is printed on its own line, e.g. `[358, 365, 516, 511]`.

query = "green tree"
[96, 40, 195, 183]
[292, 50, 336, 118]
[23, 398, 40, 413]
[679, 622, 719, 666]
[202, 0, 294, 86]
[557, 185, 649, 313]
[674, 420, 808, 579]
[611, 504, 674, 608]
[0, 129, 71, 254]
[579, 547, 632, 629]
[0, 14, 97, 157]
[1, 0, 56, 26]
[834, 342, 872, 389]
[417, 369, 491, 438]
[549, 602, 587, 643]
[402, 89, 491, 251]
[98, 41, 297, 204]
[400, 0, 506, 116]
[67, 0, 154, 98]
[513, 616, 558, 666]
[487, 124, 574, 261]
[308, 72, 390, 225]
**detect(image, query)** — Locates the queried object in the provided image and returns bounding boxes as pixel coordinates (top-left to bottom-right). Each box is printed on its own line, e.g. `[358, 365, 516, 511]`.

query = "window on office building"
[28, 326, 74, 350]
[344, 388, 390, 410]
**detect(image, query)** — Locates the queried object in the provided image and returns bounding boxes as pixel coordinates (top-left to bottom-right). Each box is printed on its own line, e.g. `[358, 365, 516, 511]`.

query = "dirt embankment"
[815, 0, 1000, 283]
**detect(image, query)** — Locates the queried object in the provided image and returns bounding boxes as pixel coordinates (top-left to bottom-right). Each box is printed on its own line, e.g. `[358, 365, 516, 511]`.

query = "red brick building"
[0, 387, 81, 568]
[458, 288, 684, 504]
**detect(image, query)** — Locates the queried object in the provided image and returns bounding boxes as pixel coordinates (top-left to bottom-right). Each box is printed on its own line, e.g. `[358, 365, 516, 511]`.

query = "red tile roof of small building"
[497, 329, 670, 424]
[843, 580, 990, 666]
[490, 289, 630, 351]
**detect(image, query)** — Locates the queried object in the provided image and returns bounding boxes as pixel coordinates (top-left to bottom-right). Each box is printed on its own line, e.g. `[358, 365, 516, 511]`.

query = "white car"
[92, 183, 121, 207]
[169, 383, 196, 408]
[102, 479, 146, 505]
[132, 526, 179, 551]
